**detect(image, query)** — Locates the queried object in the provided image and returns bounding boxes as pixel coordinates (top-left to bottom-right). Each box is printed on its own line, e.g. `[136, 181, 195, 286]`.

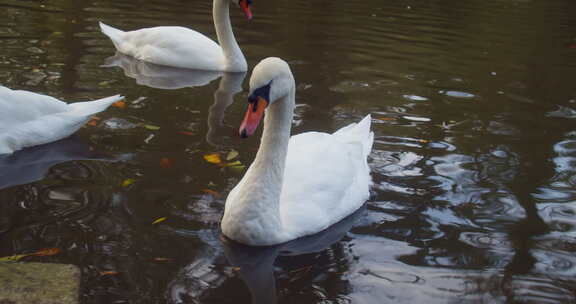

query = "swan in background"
[99, 0, 253, 72]
[0, 86, 123, 155]
[221, 57, 374, 246]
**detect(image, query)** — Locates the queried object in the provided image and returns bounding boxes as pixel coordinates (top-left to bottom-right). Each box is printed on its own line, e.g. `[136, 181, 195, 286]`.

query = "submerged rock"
[0, 262, 80, 304]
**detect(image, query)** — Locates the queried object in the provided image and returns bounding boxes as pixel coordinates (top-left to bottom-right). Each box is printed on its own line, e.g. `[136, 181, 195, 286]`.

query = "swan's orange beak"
[239, 96, 267, 138]
[239, 0, 253, 20]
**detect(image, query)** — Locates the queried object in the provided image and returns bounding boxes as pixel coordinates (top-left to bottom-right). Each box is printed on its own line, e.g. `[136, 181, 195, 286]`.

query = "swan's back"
[99, 23, 225, 70]
[0, 86, 68, 131]
[280, 115, 373, 239]
[0, 86, 122, 154]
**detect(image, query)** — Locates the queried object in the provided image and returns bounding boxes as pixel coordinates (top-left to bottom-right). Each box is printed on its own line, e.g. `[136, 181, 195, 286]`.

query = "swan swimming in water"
[99, 0, 253, 72]
[221, 57, 373, 246]
[0, 86, 122, 155]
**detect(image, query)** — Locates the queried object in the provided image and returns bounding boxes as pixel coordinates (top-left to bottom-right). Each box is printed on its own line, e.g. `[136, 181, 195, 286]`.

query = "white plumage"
[0, 86, 122, 155]
[99, 0, 249, 72]
[221, 57, 373, 246]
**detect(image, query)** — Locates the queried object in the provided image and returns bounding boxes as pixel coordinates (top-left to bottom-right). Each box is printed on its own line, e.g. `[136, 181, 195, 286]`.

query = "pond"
[1, 0, 576, 303]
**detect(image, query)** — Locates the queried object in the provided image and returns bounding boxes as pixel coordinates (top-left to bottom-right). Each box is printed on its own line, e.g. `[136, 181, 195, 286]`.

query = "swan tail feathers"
[99, 22, 125, 48]
[333, 114, 373, 158]
[68, 95, 124, 116]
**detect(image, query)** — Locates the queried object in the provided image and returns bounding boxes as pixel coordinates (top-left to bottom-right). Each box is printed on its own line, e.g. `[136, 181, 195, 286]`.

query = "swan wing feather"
[0, 86, 68, 131]
[100, 23, 225, 70]
[280, 115, 373, 239]
[0, 92, 122, 154]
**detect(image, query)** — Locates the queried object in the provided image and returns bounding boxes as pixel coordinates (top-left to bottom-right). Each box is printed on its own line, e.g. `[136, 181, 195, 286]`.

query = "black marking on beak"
[240, 129, 248, 138]
[252, 98, 259, 112]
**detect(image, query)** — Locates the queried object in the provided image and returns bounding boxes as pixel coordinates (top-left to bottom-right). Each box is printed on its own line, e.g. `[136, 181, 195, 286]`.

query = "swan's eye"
[249, 81, 272, 105]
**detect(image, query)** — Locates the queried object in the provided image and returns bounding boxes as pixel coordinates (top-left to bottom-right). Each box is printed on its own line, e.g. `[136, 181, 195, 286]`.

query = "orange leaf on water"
[178, 131, 194, 136]
[203, 153, 222, 164]
[87, 116, 101, 127]
[112, 100, 126, 109]
[159, 158, 173, 169]
[33, 248, 61, 257]
[100, 271, 119, 276]
[201, 189, 221, 197]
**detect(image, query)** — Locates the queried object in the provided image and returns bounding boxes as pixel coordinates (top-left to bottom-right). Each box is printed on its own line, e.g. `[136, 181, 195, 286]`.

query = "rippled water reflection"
[1, 0, 576, 303]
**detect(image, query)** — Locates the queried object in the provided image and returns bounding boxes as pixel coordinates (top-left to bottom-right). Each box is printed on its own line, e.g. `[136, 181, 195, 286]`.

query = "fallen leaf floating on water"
[98, 80, 111, 87]
[201, 189, 221, 197]
[33, 248, 61, 256]
[112, 100, 126, 109]
[204, 152, 245, 172]
[86, 116, 102, 127]
[0, 248, 61, 262]
[226, 149, 239, 161]
[100, 271, 119, 276]
[178, 131, 194, 136]
[159, 157, 173, 169]
[203, 153, 222, 164]
[152, 217, 167, 225]
[0, 253, 31, 262]
[222, 160, 242, 167]
[228, 164, 246, 173]
[121, 178, 136, 187]
[143, 124, 161, 131]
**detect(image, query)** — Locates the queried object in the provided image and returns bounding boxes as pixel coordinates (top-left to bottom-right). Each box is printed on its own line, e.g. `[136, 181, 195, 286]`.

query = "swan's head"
[237, 0, 253, 20]
[239, 57, 294, 138]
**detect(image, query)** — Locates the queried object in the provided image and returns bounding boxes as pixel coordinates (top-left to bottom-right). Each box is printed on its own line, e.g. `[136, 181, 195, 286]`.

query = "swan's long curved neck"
[213, 0, 247, 72]
[248, 88, 295, 203]
[224, 87, 295, 243]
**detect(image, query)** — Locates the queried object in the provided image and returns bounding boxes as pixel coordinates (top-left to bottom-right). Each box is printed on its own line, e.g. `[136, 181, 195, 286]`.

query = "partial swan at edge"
[0, 86, 122, 155]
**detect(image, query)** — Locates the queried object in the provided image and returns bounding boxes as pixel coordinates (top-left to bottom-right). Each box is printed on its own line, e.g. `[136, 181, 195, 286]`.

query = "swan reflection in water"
[167, 207, 365, 304]
[103, 53, 246, 147]
[0, 136, 114, 190]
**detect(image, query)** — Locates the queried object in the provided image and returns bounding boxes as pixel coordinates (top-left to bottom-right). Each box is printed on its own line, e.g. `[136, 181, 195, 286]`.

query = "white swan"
[99, 0, 252, 72]
[221, 58, 374, 246]
[0, 86, 123, 155]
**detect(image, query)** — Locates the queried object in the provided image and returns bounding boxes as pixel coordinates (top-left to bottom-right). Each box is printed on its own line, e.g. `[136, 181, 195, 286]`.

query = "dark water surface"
[1, 0, 576, 303]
